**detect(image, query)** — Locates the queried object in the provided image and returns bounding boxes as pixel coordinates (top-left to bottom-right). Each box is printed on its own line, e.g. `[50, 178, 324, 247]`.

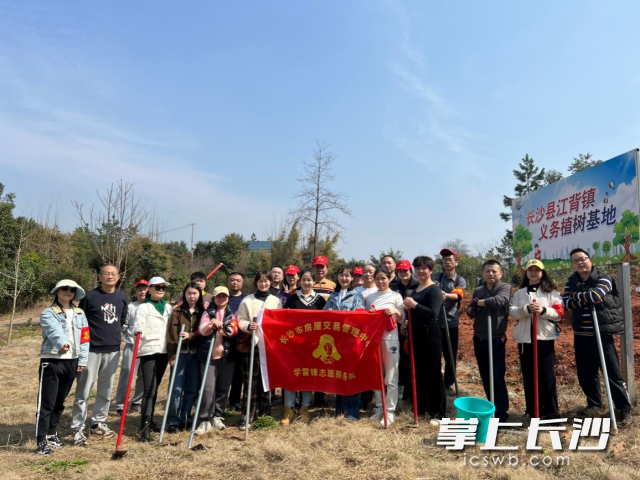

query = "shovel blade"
[112, 449, 128, 459]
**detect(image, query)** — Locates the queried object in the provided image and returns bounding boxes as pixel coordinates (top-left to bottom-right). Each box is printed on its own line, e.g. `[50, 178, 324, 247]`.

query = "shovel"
[441, 302, 459, 397]
[189, 323, 218, 449]
[112, 332, 141, 459]
[159, 324, 185, 443]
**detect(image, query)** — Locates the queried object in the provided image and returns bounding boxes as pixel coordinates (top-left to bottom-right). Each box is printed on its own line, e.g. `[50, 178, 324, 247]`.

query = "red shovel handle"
[115, 332, 141, 451]
[176, 263, 224, 307]
[532, 299, 539, 418]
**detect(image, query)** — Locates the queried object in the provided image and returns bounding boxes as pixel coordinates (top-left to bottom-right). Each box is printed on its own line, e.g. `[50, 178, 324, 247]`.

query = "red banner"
[259, 309, 388, 395]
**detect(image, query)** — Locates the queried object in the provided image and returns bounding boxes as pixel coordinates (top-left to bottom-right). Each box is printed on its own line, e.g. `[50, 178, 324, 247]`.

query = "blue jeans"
[335, 394, 360, 419]
[284, 390, 311, 408]
[167, 353, 201, 426]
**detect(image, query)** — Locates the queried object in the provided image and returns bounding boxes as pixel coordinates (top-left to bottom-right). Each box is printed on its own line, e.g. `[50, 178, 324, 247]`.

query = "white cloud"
[606, 176, 638, 217]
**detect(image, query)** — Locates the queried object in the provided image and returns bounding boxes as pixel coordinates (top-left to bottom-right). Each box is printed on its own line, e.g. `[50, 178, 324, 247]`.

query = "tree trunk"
[6, 239, 21, 346]
[621, 235, 637, 262]
[515, 249, 523, 276]
[313, 178, 320, 258]
[6, 296, 17, 347]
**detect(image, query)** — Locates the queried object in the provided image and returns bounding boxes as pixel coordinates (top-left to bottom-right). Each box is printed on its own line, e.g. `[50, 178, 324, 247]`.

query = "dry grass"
[1, 327, 640, 479]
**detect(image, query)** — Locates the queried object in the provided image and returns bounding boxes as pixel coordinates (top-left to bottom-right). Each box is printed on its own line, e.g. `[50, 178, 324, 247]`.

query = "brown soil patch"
[457, 290, 640, 394]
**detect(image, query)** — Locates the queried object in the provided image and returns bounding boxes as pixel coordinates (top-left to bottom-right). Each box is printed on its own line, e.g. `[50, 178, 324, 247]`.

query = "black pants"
[519, 340, 558, 418]
[413, 325, 446, 418]
[398, 329, 412, 400]
[473, 336, 509, 420]
[228, 360, 243, 407]
[440, 326, 459, 388]
[241, 350, 270, 423]
[574, 334, 631, 412]
[200, 359, 236, 421]
[139, 353, 168, 428]
[36, 358, 78, 442]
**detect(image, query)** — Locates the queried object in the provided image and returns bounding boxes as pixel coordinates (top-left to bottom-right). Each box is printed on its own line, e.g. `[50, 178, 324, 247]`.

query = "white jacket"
[237, 294, 282, 346]
[509, 288, 563, 343]
[133, 302, 173, 357]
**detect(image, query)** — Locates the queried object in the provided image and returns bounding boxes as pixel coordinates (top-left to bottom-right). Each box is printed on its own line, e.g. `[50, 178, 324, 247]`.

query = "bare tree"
[0, 222, 32, 346]
[440, 238, 472, 257]
[289, 140, 353, 257]
[72, 180, 149, 281]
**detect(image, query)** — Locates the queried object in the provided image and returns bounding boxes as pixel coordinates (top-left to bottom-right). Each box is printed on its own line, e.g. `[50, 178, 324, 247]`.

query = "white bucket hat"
[148, 276, 171, 286]
[50, 279, 86, 300]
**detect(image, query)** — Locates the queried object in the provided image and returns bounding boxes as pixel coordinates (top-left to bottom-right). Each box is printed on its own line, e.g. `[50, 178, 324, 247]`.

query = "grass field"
[1, 326, 639, 479]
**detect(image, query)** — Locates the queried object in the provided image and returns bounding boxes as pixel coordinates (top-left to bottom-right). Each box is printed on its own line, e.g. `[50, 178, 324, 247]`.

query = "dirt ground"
[1, 321, 640, 479]
[456, 291, 640, 393]
[1, 286, 639, 479]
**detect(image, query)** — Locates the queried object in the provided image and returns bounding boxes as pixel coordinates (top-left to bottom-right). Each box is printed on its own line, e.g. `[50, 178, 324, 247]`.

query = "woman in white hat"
[36, 279, 89, 455]
[132, 276, 173, 441]
[509, 259, 563, 419]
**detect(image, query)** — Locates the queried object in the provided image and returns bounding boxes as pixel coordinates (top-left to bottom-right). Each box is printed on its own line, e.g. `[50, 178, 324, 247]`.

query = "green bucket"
[453, 396, 495, 443]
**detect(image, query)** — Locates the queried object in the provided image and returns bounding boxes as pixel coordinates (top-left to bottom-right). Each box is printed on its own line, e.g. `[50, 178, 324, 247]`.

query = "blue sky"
[1, 1, 640, 262]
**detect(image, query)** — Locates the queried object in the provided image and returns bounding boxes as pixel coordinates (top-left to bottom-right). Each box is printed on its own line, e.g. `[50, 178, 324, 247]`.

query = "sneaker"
[46, 433, 63, 449]
[73, 430, 87, 446]
[576, 406, 604, 417]
[129, 404, 142, 413]
[429, 418, 441, 426]
[380, 412, 395, 426]
[620, 411, 633, 427]
[195, 421, 211, 436]
[90, 422, 115, 438]
[370, 407, 383, 421]
[36, 439, 51, 455]
[212, 417, 226, 430]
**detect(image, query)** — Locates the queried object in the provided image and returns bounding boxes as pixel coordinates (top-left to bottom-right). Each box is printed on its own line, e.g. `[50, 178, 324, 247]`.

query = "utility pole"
[190, 223, 197, 258]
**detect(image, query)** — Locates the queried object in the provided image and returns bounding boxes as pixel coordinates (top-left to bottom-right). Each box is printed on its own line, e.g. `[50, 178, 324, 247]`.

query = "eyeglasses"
[571, 257, 590, 264]
[152, 285, 167, 291]
[59, 286, 77, 293]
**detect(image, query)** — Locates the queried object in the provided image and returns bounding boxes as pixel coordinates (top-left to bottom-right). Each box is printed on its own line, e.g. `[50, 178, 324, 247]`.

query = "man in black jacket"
[466, 260, 511, 421]
[562, 248, 632, 425]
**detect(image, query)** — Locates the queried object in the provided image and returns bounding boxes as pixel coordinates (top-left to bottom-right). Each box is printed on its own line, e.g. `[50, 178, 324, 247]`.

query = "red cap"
[440, 248, 459, 259]
[396, 260, 412, 271]
[135, 279, 149, 287]
[285, 265, 300, 275]
[313, 255, 328, 266]
[352, 266, 363, 275]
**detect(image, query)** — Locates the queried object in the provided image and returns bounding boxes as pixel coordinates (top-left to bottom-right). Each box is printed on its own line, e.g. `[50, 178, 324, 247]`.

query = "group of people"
[34, 249, 633, 455]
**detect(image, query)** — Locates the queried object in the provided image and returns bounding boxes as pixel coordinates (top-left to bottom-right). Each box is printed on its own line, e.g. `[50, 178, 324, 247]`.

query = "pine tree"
[568, 153, 602, 175]
[501, 154, 546, 222]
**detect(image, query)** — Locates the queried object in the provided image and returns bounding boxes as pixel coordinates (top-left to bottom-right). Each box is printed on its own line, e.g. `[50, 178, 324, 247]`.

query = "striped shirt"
[562, 274, 613, 336]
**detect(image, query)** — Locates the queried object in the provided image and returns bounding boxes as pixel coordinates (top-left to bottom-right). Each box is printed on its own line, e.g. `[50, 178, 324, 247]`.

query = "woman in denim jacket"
[323, 266, 366, 420]
[36, 279, 89, 455]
